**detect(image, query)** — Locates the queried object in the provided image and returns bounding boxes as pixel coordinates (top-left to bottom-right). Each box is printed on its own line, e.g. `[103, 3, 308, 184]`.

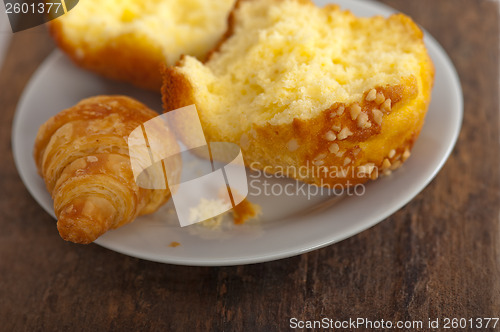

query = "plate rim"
[12, 0, 463, 266]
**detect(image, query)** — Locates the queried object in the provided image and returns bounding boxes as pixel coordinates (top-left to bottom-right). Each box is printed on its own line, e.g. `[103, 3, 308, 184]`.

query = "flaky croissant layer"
[34, 96, 177, 244]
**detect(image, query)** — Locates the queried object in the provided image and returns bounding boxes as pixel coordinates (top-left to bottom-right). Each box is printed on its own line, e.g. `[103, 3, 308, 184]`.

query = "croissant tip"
[57, 209, 110, 244]
[56, 195, 118, 244]
[57, 219, 99, 244]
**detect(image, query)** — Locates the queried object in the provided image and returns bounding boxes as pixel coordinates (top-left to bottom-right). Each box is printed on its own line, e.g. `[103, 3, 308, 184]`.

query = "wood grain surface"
[0, 0, 498, 331]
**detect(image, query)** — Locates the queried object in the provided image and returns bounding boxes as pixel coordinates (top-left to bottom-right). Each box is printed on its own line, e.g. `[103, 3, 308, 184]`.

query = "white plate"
[12, 0, 462, 266]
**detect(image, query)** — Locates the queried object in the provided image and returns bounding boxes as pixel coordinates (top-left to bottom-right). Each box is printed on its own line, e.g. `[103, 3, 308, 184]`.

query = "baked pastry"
[162, 0, 434, 187]
[34, 96, 179, 244]
[49, 0, 236, 91]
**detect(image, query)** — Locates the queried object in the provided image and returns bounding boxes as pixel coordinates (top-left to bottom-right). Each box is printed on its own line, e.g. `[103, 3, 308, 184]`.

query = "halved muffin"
[162, 0, 434, 187]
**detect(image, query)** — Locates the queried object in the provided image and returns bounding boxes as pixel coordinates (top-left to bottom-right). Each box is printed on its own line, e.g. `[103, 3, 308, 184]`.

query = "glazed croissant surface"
[34, 96, 177, 244]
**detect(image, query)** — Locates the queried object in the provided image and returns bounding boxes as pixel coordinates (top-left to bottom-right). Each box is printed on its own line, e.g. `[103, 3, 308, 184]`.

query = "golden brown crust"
[34, 96, 177, 243]
[163, 70, 430, 186]
[49, 20, 164, 91]
[161, 62, 197, 113]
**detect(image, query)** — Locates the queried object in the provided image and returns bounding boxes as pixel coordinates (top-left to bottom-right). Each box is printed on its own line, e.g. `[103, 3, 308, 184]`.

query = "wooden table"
[1, 0, 498, 330]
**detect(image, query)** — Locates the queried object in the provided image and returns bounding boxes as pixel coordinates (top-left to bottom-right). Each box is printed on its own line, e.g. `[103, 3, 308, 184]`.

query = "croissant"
[34, 96, 178, 244]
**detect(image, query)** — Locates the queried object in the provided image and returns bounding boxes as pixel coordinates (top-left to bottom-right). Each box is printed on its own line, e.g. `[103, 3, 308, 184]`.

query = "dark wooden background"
[0, 0, 498, 330]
